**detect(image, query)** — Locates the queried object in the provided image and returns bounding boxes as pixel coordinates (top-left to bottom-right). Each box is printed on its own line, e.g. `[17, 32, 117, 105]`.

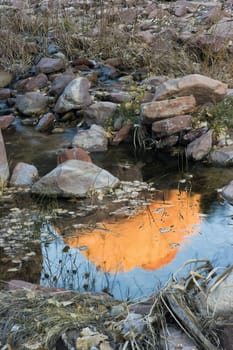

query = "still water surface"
[4, 124, 233, 300]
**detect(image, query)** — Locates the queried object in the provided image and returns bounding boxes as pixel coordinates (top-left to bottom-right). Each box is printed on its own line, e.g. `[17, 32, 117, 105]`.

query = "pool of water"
[2, 124, 233, 300]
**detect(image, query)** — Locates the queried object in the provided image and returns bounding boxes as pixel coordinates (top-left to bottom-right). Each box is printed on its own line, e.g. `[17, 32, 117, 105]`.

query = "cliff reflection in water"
[63, 190, 201, 273]
[41, 189, 201, 299]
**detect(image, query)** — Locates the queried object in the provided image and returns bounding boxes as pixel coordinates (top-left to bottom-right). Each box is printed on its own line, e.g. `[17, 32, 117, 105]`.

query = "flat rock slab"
[141, 95, 196, 122]
[154, 74, 227, 104]
[152, 115, 192, 137]
[31, 159, 120, 198]
[210, 145, 233, 166]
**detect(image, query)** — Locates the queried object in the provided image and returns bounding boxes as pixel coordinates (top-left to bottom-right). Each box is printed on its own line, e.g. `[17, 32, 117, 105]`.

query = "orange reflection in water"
[64, 190, 201, 273]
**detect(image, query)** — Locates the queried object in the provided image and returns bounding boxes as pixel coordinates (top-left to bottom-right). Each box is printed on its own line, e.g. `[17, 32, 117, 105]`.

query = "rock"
[36, 57, 65, 74]
[10, 162, 38, 186]
[160, 325, 198, 350]
[35, 113, 55, 132]
[210, 145, 233, 166]
[220, 181, 233, 204]
[112, 123, 132, 145]
[154, 74, 228, 105]
[104, 92, 132, 104]
[141, 95, 196, 122]
[0, 129, 9, 183]
[186, 129, 213, 161]
[0, 71, 13, 88]
[23, 73, 48, 91]
[16, 92, 48, 116]
[0, 115, 15, 129]
[49, 72, 75, 97]
[152, 115, 192, 137]
[207, 269, 233, 316]
[83, 102, 117, 126]
[31, 160, 119, 198]
[57, 147, 92, 164]
[182, 127, 208, 144]
[0, 88, 11, 99]
[174, 1, 187, 17]
[55, 77, 92, 113]
[156, 135, 179, 149]
[72, 124, 108, 152]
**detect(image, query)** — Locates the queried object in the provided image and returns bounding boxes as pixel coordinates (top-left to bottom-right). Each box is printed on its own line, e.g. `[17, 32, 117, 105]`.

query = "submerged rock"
[31, 159, 119, 197]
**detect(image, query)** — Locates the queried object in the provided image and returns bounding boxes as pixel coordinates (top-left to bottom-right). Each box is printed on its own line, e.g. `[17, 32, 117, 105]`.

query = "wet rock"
[16, 92, 48, 116]
[0, 129, 9, 183]
[10, 162, 38, 186]
[35, 112, 55, 132]
[72, 124, 108, 152]
[154, 74, 228, 105]
[55, 77, 92, 113]
[207, 269, 233, 316]
[152, 115, 192, 137]
[141, 95, 196, 122]
[31, 159, 119, 198]
[57, 147, 92, 164]
[182, 127, 208, 144]
[186, 129, 213, 161]
[0, 88, 11, 99]
[112, 123, 132, 146]
[210, 145, 233, 166]
[36, 57, 65, 74]
[156, 135, 179, 149]
[49, 71, 75, 97]
[220, 181, 233, 204]
[0, 71, 13, 88]
[0, 115, 15, 129]
[83, 101, 117, 126]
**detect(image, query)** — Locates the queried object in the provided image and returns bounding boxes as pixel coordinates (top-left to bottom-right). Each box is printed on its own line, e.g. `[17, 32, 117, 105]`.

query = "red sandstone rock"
[57, 147, 92, 164]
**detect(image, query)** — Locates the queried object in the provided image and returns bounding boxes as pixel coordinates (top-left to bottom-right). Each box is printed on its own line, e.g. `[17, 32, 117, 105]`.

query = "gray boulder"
[0, 129, 9, 183]
[186, 129, 213, 161]
[10, 162, 38, 186]
[16, 92, 48, 116]
[154, 74, 228, 104]
[210, 145, 233, 166]
[55, 77, 92, 113]
[31, 160, 119, 198]
[83, 102, 117, 126]
[220, 181, 233, 204]
[72, 124, 108, 152]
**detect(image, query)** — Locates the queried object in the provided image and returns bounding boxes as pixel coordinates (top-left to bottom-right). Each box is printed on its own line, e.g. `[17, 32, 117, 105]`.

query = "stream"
[1, 121, 233, 300]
